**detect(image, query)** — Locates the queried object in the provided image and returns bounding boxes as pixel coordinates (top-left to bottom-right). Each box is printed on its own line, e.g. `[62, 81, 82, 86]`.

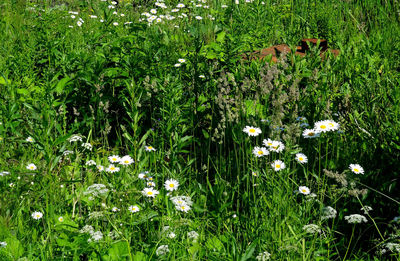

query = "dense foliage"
[0, 0, 399, 260]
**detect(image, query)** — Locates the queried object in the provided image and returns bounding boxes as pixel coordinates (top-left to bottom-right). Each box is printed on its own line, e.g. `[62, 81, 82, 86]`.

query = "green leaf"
[55, 77, 71, 94]
[240, 241, 257, 261]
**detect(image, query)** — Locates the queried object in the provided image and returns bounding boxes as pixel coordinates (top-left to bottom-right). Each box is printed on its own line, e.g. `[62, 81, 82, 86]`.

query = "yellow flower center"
[30, 166, 34, 169]
[169, 184, 174, 187]
[276, 164, 281, 168]
[110, 167, 115, 170]
[320, 125, 326, 129]
[181, 206, 186, 209]
[329, 123, 334, 127]
[257, 151, 263, 155]
[308, 132, 315, 136]
[148, 146, 153, 150]
[112, 158, 117, 161]
[272, 146, 278, 149]
[147, 192, 153, 195]
[249, 129, 255, 133]
[299, 157, 303, 161]
[124, 160, 129, 163]
[354, 168, 359, 172]
[302, 189, 307, 193]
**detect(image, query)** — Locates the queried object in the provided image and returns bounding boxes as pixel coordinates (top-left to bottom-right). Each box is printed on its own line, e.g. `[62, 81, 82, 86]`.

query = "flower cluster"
[302, 120, 340, 138]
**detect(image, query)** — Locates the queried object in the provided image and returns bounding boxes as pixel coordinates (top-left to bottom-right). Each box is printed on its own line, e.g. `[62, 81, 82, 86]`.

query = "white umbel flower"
[321, 206, 337, 220]
[302, 224, 321, 234]
[156, 245, 170, 256]
[344, 214, 368, 224]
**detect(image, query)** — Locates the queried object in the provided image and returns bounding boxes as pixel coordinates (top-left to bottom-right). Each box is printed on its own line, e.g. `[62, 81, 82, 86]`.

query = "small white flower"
[81, 143, 92, 150]
[112, 207, 120, 212]
[138, 171, 149, 179]
[243, 126, 262, 136]
[71, 15, 76, 19]
[176, 202, 191, 213]
[349, 164, 364, 175]
[303, 224, 321, 234]
[174, 63, 181, 67]
[168, 232, 176, 238]
[142, 187, 159, 198]
[32, 211, 43, 220]
[58, 216, 64, 222]
[195, 16, 203, 20]
[145, 146, 156, 152]
[26, 163, 37, 171]
[199, 74, 205, 78]
[271, 160, 285, 171]
[298, 186, 310, 195]
[176, 3, 185, 8]
[178, 58, 186, 63]
[0, 241, 7, 248]
[150, 9, 157, 14]
[187, 231, 199, 241]
[314, 120, 330, 133]
[97, 165, 104, 172]
[86, 160, 97, 166]
[302, 129, 320, 138]
[345, 214, 368, 224]
[295, 153, 308, 164]
[90, 15, 97, 18]
[108, 155, 121, 163]
[256, 251, 271, 260]
[147, 181, 156, 187]
[269, 140, 285, 153]
[26, 136, 34, 142]
[128, 205, 140, 213]
[156, 245, 170, 256]
[171, 8, 179, 12]
[361, 206, 372, 215]
[252, 146, 269, 157]
[106, 164, 120, 173]
[165, 179, 179, 191]
[77, 21, 82, 27]
[120, 155, 134, 165]
[321, 206, 337, 220]
[90, 231, 103, 241]
[221, 4, 228, 8]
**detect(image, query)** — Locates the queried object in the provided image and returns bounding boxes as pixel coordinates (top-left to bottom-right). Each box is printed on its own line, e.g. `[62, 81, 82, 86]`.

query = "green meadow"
[0, 0, 400, 260]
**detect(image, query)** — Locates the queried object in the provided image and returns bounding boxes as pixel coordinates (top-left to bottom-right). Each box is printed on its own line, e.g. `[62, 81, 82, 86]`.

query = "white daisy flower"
[176, 3, 185, 8]
[90, 15, 97, 18]
[165, 179, 179, 191]
[176, 202, 191, 213]
[326, 120, 340, 131]
[77, 21, 82, 27]
[178, 58, 186, 63]
[302, 129, 320, 138]
[26, 163, 37, 171]
[113, 22, 119, 26]
[243, 126, 262, 136]
[298, 186, 310, 195]
[0, 241, 7, 248]
[262, 138, 274, 147]
[128, 205, 140, 213]
[106, 164, 120, 173]
[145, 146, 156, 152]
[26, 136, 34, 142]
[150, 9, 157, 14]
[174, 63, 181, 67]
[147, 181, 156, 187]
[171, 8, 179, 12]
[252, 146, 269, 157]
[314, 120, 330, 133]
[138, 171, 149, 179]
[195, 16, 203, 20]
[269, 140, 285, 153]
[349, 164, 364, 175]
[108, 155, 121, 163]
[31, 211, 43, 220]
[58, 216, 64, 222]
[271, 160, 285, 171]
[120, 155, 134, 165]
[112, 207, 120, 212]
[96, 165, 104, 172]
[295, 153, 308, 164]
[142, 187, 159, 198]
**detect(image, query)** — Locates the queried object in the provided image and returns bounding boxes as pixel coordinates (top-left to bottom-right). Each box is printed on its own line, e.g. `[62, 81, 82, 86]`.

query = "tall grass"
[0, 0, 400, 260]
